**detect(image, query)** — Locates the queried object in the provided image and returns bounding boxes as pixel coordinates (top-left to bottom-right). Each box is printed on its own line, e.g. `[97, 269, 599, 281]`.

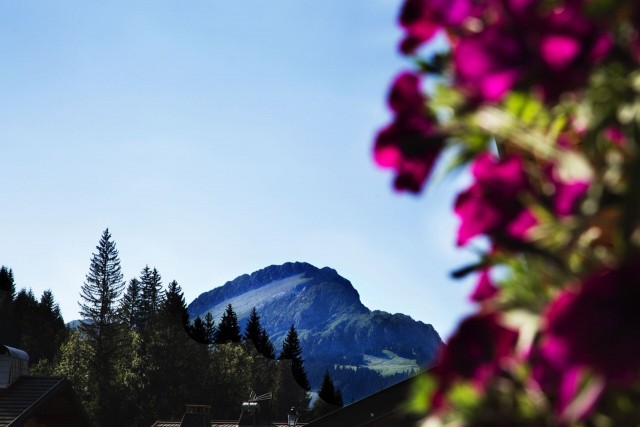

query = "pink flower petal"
[540, 35, 581, 71]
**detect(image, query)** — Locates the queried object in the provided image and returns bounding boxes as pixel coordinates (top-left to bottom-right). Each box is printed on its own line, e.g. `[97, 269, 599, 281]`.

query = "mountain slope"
[187, 262, 442, 402]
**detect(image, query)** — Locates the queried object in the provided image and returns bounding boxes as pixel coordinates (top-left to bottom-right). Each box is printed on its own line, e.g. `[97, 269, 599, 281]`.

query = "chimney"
[179, 404, 211, 427]
[0, 345, 29, 389]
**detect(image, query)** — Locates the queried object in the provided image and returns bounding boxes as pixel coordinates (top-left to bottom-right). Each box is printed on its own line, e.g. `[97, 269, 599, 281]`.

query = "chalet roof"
[0, 376, 92, 427]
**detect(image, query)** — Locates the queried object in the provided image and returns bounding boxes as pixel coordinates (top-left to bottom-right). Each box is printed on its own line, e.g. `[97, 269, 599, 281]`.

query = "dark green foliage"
[318, 370, 339, 405]
[161, 280, 190, 330]
[190, 316, 209, 344]
[310, 370, 343, 420]
[0, 266, 15, 296]
[244, 307, 263, 343]
[204, 312, 216, 343]
[215, 303, 241, 344]
[260, 329, 276, 359]
[243, 307, 275, 358]
[274, 324, 311, 420]
[120, 278, 142, 329]
[0, 266, 15, 345]
[128, 280, 214, 427]
[139, 266, 163, 328]
[279, 324, 310, 392]
[78, 228, 127, 427]
[79, 229, 125, 332]
[8, 288, 37, 348]
[32, 290, 67, 363]
[8, 287, 66, 366]
[309, 366, 412, 405]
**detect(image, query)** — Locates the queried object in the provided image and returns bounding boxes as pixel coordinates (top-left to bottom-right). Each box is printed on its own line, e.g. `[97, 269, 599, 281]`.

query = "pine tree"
[279, 324, 310, 392]
[120, 278, 143, 330]
[11, 288, 39, 352]
[244, 307, 262, 342]
[244, 307, 276, 358]
[310, 370, 343, 419]
[33, 290, 67, 364]
[260, 329, 276, 359]
[78, 228, 126, 426]
[0, 266, 15, 345]
[161, 280, 189, 329]
[79, 229, 125, 331]
[0, 266, 15, 296]
[190, 316, 209, 344]
[274, 324, 311, 420]
[128, 280, 213, 427]
[139, 266, 163, 328]
[215, 304, 241, 344]
[204, 312, 216, 344]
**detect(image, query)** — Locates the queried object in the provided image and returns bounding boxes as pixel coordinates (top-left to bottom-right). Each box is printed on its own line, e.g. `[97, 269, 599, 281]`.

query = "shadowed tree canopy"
[310, 370, 343, 419]
[78, 228, 127, 426]
[279, 324, 310, 392]
[0, 266, 15, 296]
[215, 303, 241, 344]
[79, 228, 125, 332]
[120, 278, 142, 330]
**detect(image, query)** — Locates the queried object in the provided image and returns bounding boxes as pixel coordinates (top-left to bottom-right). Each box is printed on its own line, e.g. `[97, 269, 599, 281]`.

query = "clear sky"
[0, 0, 476, 339]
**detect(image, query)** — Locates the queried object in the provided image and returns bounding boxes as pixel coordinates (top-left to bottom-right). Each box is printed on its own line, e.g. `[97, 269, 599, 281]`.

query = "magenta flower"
[603, 127, 626, 146]
[374, 72, 445, 192]
[544, 163, 590, 217]
[453, 1, 612, 103]
[434, 312, 518, 392]
[454, 152, 533, 245]
[454, 24, 526, 103]
[540, 261, 640, 384]
[470, 269, 499, 302]
[398, 0, 480, 54]
[530, 345, 586, 415]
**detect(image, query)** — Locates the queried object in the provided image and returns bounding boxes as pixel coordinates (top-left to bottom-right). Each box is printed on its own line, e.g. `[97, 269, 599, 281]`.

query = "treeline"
[0, 229, 343, 426]
[0, 266, 67, 367]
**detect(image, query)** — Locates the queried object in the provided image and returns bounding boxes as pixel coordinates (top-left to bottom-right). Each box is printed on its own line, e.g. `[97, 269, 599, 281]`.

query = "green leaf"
[407, 374, 437, 414]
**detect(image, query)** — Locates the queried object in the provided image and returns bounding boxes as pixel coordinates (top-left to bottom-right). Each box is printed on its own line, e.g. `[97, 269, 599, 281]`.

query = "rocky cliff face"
[187, 262, 442, 402]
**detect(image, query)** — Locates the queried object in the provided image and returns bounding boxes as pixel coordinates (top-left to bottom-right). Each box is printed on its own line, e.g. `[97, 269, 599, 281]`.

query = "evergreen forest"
[0, 229, 343, 426]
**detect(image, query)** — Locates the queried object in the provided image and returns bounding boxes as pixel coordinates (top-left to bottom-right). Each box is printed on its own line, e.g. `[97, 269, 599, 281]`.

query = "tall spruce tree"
[274, 324, 311, 420]
[33, 290, 66, 364]
[78, 228, 126, 426]
[190, 316, 209, 344]
[141, 280, 209, 426]
[11, 289, 39, 353]
[120, 278, 143, 330]
[260, 329, 276, 359]
[204, 312, 216, 344]
[279, 324, 310, 392]
[139, 266, 163, 328]
[310, 370, 343, 420]
[244, 307, 264, 346]
[161, 280, 189, 328]
[244, 307, 275, 358]
[0, 266, 15, 296]
[214, 303, 241, 344]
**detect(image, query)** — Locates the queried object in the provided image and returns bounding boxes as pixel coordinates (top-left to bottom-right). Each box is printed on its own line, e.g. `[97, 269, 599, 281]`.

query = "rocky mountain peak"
[186, 262, 442, 403]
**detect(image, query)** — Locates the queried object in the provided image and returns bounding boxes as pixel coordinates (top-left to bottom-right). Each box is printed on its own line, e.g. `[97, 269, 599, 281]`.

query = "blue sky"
[0, 1, 475, 339]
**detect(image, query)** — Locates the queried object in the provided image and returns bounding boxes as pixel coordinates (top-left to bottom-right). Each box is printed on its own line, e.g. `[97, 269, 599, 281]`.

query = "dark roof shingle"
[0, 376, 64, 426]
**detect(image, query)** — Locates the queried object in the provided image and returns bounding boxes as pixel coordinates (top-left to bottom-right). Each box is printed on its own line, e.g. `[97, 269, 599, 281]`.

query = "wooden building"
[0, 345, 92, 427]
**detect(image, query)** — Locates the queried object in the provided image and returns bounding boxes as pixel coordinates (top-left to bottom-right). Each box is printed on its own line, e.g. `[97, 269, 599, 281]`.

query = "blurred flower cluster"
[374, 0, 640, 425]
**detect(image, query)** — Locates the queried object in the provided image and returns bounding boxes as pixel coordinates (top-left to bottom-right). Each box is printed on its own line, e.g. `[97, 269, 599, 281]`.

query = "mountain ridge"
[187, 261, 442, 402]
